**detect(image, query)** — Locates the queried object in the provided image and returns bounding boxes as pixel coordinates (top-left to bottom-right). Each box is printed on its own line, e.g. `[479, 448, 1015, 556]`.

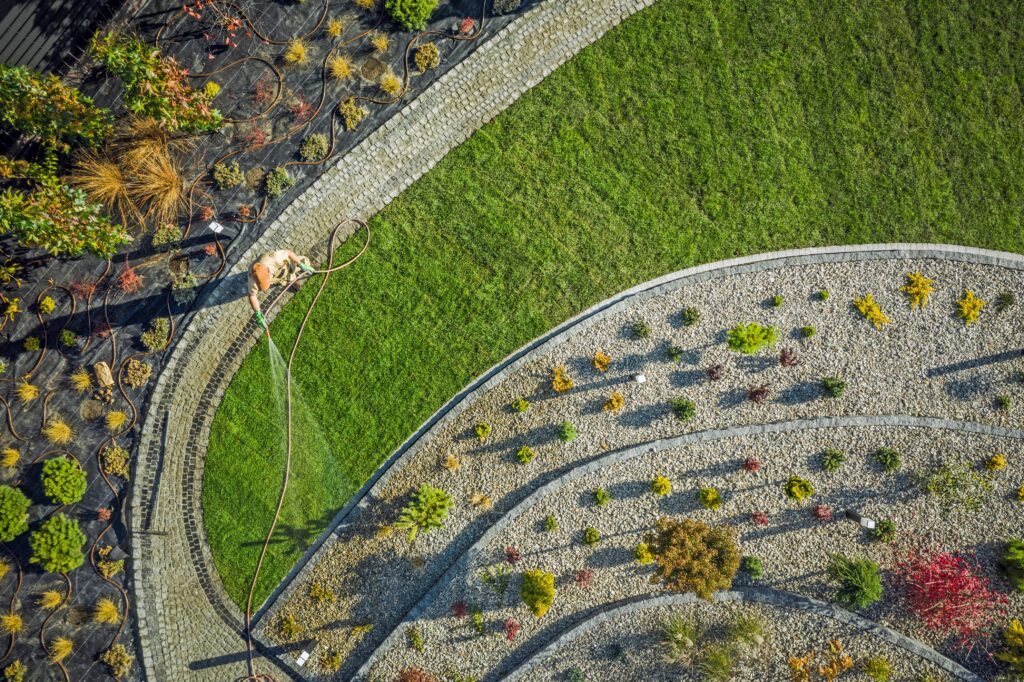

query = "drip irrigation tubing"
[240, 218, 369, 682]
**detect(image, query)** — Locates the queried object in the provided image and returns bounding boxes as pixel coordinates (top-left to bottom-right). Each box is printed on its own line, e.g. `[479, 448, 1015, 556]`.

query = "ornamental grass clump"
[327, 55, 353, 80]
[726, 322, 777, 354]
[0, 449, 19, 468]
[15, 382, 37, 403]
[519, 568, 555, 617]
[0, 485, 29, 542]
[41, 457, 86, 504]
[93, 598, 120, 624]
[370, 32, 390, 53]
[660, 613, 700, 663]
[49, 637, 73, 664]
[827, 554, 883, 610]
[644, 517, 739, 600]
[30, 514, 86, 573]
[395, 484, 452, 542]
[853, 293, 891, 329]
[956, 289, 986, 325]
[379, 69, 402, 96]
[105, 410, 127, 431]
[1002, 538, 1024, 592]
[0, 613, 22, 635]
[900, 272, 935, 309]
[283, 39, 309, 65]
[326, 17, 344, 38]
[69, 368, 92, 392]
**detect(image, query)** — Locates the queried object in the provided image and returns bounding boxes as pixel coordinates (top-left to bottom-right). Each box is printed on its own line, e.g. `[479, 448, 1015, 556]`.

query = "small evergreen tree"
[0, 485, 30, 542]
[520, 569, 555, 618]
[395, 484, 452, 542]
[30, 514, 86, 573]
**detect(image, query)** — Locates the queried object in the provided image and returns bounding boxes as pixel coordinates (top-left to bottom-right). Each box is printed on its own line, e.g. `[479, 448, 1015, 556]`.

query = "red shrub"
[97, 507, 112, 522]
[706, 364, 725, 381]
[290, 95, 314, 124]
[574, 569, 593, 589]
[747, 384, 770, 405]
[254, 76, 276, 106]
[458, 17, 477, 35]
[203, 243, 219, 257]
[505, 546, 521, 565]
[69, 280, 96, 301]
[93, 322, 112, 338]
[751, 511, 769, 526]
[117, 265, 143, 293]
[397, 668, 436, 682]
[237, 204, 253, 218]
[451, 600, 467, 619]
[812, 504, 832, 521]
[779, 348, 799, 367]
[504, 618, 520, 642]
[240, 126, 268, 148]
[199, 206, 215, 221]
[742, 457, 761, 473]
[896, 548, 1008, 648]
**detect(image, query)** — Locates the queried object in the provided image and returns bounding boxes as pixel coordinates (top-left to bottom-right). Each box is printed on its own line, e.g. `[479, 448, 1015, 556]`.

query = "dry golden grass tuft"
[69, 368, 92, 393]
[127, 151, 185, 229]
[379, 69, 402, 96]
[15, 382, 38, 403]
[326, 17, 344, 38]
[49, 636, 73, 663]
[37, 591, 63, 610]
[93, 598, 121, 624]
[0, 613, 22, 634]
[354, 0, 376, 10]
[1, 448, 19, 468]
[370, 32, 389, 53]
[284, 39, 309, 65]
[105, 411, 128, 431]
[327, 54, 353, 80]
[42, 418, 73, 445]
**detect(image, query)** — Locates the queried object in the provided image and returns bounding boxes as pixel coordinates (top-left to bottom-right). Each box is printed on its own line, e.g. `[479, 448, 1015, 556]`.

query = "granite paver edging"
[128, 0, 666, 678]
[502, 588, 986, 682]
[352, 415, 1022, 678]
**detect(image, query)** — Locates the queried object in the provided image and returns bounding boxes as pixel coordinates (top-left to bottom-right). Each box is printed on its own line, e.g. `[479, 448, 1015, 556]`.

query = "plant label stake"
[844, 509, 875, 530]
[208, 220, 225, 234]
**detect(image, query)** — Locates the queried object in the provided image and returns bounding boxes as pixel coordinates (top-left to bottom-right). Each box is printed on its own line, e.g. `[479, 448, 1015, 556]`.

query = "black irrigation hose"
[240, 219, 369, 682]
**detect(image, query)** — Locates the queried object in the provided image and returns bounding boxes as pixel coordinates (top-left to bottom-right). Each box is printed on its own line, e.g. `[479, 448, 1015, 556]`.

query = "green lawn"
[204, 0, 1024, 606]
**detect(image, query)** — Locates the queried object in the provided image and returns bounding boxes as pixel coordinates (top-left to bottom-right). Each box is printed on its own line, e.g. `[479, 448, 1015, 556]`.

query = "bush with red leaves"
[203, 243, 219, 257]
[706, 364, 725, 381]
[117, 265, 143, 293]
[97, 507, 112, 522]
[896, 548, 1008, 648]
[505, 546, 521, 565]
[290, 95, 314, 124]
[458, 17, 477, 34]
[504, 618, 520, 642]
[92, 322, 112, 338]
[397, 668, 436, 682]
[240, 126, 268, 148]
[69, 280, 96, 301]
[574, 569, 593, 589]
[812, 504, 832, 521]
[199, 205, 215, 221]
[779, 348, 799, 367]
[751, 511, 769, 526]
[237, 204, 253, 218]
[742, 457, 761, 473]
[451, 600, 467, 619]
[747, 384, 770, 405]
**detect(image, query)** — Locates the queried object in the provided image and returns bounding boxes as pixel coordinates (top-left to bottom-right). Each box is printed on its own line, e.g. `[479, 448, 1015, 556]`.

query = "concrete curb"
[502, 588, 986, 682]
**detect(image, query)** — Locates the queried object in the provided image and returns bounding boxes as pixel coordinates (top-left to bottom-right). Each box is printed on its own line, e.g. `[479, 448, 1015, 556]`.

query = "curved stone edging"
[501, 588, 986, 682]
[351, 415, 1023, 677]
[128, 0, 668, 678]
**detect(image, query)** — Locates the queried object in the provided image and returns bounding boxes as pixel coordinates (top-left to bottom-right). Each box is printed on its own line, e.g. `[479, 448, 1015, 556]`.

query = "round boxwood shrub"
[385, 0, 438, 30]
[40, 457, 87, 505]
[0, 485, 30, 542]
[519, 568, 555, 618]
[30, 513, 86, 573]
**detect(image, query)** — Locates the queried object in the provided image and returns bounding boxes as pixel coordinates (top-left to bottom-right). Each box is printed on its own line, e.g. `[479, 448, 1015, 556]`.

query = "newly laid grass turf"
[205, 0, 1024, 606]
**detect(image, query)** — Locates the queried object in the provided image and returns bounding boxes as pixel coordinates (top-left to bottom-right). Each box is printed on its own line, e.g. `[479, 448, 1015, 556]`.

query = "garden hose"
[241, 219, 369, 682]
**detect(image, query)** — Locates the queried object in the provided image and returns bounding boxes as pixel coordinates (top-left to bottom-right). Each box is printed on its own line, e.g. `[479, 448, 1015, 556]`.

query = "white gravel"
[263, 257, 1024, 681]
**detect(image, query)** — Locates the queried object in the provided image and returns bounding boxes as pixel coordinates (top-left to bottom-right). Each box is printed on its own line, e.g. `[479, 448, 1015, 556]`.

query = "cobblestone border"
[352, 415, 1020, 678]
[128, 0, 668, 678]
[502, 588, 986, 682]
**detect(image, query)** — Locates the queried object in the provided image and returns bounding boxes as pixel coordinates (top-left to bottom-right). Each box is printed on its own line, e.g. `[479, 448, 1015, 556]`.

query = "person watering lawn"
[248, 249, 315, 330]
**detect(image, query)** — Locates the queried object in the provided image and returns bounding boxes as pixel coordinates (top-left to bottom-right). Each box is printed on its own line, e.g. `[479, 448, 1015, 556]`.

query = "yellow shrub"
[370, 32, 389, 54]
[42, 419, 73, 445]
[0, 613, 22, 634]
[592, 350, 611, 372]
[339, 99, 368, 131]
[552, 366, 573, 393]
[1, 448, 19, 468]
[900, 272, 935, 309]
[15, 382, 38, 403]
[468, 492, 493, 511]
[957, 289, 986, 325]
[327, 55, 352, 80]
[49, 637, 73, 663]
[105, 411, 128, 431]
[604, 391, 624, 412]
[441, 454, 460, 471]
[414, 42, 440, 73]
[326, 17, 344, 38]
[284, 40, 308, 65]
[0, 560, 8, 580]
[985, 453, 1007, 471]
[354, 0, 376, 9]
[853, 293, 891, 330]
[93, 598, 120, 624]
[379, 69, 401, 96]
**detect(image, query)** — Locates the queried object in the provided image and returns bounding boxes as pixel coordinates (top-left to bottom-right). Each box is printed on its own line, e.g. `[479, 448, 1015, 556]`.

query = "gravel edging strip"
[501, 588, 987, 682]
[352, 414, 1023, 678]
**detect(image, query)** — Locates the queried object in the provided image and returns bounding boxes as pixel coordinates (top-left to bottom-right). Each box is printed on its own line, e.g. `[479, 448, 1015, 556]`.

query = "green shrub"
[697, 645, 735, 681]
[874, 448, 901, 472]
[681, 307, 701, 326]
[742, 555, 763, 581]
[645, 517, 739, 600]
[0, 486, 30, 542]
[520, 569, 555, 617]
[38, 296, 55, 315]
[821, 376, 846, 398]
[406, 624, 424, 652]
[384, 0, 438, 30]
[726, 323, 778, 355]
[818, 290, 830, 301]
[516, 446, 535, 464]
[771, 294, 784, 307]
[211, 160, 244, 189]
[667, 346, 683, 362]
[997, 395, 1012, 411]
[511, 398, 530, 412]
[862, 656, 892, 681]
[474, 422, 491, 442]
[395, 484, 452, 542]
[635, 542, 654, 565]
[264, 166, 295, 199]
[919, 462, 993, 511]
[22, 337, 39, 352]
[558, 421, 577, 442]
[583, 527, 600, 545]
[632, 319, 651, 339]
[784, 476, 814, 502]
[41, 457, 87, 505]
[593, 488, 610, 506]
[544, 515, 557, 532]
[59, 329, 77, 348]
[871, 519, 897, 543]
[996, 292, 1016, 312]
[299, 133, 329, 162]
[150, 222, 181, 251]
[0, 64, 111, 151]
[141, 317, 170, 352]
[29, 513, 86, 573]
[651, 475, 672, 496]
[1001, 538, 1024, 592]
[698, 487, 722, 510]
[995, 618, 1024, 673]
[671, 397, 696, 421]
[827, 554, 883, 610]
[801, 325, 816, 338]
[821, 448, 845, 472]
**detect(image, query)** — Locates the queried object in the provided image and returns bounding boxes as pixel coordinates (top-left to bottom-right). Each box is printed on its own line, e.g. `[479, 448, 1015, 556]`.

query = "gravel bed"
[262, 257, 1024, 678]
[367, 425, 1021, 680]
[516, 599, 957, 682]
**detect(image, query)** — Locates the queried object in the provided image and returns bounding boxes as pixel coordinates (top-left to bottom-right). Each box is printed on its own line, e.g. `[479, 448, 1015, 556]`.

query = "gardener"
[247, 249, 315, 329]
